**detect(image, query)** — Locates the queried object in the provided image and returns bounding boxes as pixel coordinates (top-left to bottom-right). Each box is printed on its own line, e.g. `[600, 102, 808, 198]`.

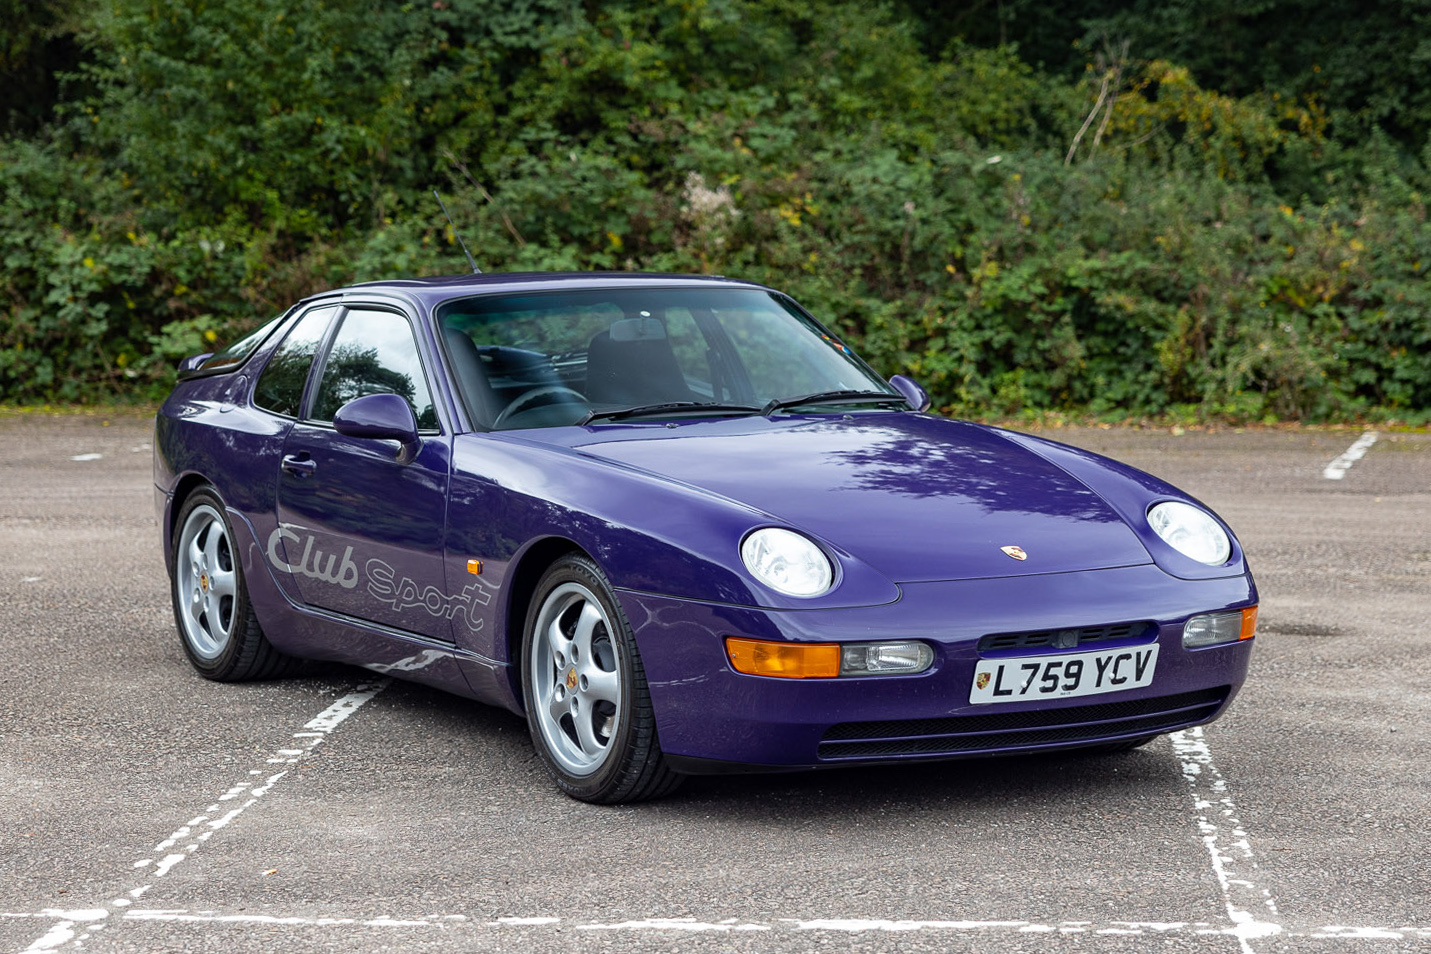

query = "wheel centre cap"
[200, 573, 210, 593]
[565, 668, 578, 691]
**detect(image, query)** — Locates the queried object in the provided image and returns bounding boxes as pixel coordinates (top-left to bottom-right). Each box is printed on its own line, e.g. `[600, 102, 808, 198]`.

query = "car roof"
[325, 271, 773, 312]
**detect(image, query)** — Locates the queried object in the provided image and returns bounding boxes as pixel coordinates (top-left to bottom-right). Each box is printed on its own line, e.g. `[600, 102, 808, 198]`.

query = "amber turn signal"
[725, 637, 840, 678]
[1240, 605, 1258, 640]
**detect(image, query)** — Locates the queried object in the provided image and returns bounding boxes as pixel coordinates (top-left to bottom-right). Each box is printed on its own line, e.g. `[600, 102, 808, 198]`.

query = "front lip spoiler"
[663, 753, 819, 776]
[660, 686, 1233, 776]
[658, 733, 1160, 776]
[661, 732, 1180, 777]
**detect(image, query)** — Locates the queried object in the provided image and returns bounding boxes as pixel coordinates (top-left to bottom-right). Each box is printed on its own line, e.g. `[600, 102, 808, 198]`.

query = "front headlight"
[740, 528, 834, 598]
[1147, 501, 1231, 566]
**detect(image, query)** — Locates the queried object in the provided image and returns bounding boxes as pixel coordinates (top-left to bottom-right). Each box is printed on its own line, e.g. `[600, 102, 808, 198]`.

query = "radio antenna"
[432, 189, 481, 274]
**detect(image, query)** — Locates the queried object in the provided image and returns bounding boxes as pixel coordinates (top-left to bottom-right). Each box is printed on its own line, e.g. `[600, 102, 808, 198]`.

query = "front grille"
[817, 687, 1228, 760]
[978, 621, 1152, 654]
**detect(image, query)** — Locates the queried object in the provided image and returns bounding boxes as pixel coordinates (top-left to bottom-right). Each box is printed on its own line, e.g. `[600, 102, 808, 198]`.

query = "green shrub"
[1, 0, 1427, 420]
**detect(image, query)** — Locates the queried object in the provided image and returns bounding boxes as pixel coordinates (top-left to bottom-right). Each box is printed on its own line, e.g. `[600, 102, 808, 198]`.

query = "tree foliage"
[0, 0, 1427, 420]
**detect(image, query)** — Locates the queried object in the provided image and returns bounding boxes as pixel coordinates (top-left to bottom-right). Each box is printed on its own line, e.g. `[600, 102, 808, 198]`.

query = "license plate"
[969, 645, 1159, 705]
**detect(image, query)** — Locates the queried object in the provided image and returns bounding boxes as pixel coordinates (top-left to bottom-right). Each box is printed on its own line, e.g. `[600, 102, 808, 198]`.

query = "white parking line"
[4, 700, 1331, 953]
[3, 909, 1418, 942]
[8, 911, 108, 953]
[15, 680, 389, 953]
[1171, 727, 1280, 953]
[1323, 431, 1378, 480]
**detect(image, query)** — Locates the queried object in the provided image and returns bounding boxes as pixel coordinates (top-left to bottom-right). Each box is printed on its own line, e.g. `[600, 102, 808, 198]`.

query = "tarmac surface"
[1, 412, 1428, 953]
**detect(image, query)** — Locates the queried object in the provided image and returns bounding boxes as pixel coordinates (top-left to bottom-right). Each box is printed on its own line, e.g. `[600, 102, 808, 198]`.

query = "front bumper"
[618, 564, 1256, 771]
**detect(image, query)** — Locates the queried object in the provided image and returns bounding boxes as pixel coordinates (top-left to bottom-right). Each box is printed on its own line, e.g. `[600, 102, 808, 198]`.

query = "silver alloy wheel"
[528, 581, 624, 777]
[175, 502, 238, 661]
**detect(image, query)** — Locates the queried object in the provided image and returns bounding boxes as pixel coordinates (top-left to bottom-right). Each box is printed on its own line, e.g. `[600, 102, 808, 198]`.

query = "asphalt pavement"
[1, 411, 1428, 953]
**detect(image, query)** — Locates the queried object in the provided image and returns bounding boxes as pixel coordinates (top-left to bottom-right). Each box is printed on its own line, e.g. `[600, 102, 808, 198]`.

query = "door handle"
[281, 454, 317, 477]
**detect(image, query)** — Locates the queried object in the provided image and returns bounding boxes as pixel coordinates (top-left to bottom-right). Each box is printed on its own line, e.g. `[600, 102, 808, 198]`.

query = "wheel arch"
[500, 536, 590, 711]
[168, 478, 298, 681]
[166, 473, 217, 552]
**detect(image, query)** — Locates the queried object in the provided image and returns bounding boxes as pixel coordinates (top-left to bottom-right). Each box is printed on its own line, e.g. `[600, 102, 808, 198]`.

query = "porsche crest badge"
[1000, 545, 1028, 561]
[975, 672, 991, 690]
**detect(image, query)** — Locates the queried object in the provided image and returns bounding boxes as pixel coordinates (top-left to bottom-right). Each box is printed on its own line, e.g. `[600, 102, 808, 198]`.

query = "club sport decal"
[266, 525, 494, 632]
[366, 557, 492, 630]
[268, 525, 359, 588]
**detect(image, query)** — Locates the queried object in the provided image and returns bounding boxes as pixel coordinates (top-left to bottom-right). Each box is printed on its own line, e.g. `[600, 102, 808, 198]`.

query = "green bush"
[0, 0, 1427, 421]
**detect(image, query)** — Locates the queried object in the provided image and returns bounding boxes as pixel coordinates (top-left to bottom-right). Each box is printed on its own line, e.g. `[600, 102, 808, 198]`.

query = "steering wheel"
[492, 386, 588, 428]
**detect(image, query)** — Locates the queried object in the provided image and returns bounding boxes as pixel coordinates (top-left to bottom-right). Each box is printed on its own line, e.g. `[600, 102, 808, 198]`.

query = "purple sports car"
[155, 273, 1257, 803]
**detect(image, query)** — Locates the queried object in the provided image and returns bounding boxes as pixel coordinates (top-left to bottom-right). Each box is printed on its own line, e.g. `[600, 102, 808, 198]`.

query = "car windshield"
[436, 286, 899, 430]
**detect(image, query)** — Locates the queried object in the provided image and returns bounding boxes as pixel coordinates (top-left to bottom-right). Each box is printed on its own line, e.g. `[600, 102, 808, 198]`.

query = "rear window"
[184, 314, 285, 378]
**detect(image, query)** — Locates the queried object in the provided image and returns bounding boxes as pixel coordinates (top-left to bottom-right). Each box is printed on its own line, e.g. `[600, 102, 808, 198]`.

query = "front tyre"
[171, 488, 295, 681]
[522, 554, 681, 803]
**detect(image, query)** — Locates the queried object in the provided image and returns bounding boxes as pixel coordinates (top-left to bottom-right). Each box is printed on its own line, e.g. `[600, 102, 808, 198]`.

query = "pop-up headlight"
[740, 528, 834, 598]
[1147, 501, 1232, 566]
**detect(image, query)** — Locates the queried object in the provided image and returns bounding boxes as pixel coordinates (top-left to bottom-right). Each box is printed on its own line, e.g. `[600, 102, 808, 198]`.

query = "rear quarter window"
[253, 306, 338, 418]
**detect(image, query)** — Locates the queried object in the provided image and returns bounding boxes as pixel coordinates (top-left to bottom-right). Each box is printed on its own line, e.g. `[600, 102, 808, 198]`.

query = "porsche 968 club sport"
[155, 272, 1257, 803]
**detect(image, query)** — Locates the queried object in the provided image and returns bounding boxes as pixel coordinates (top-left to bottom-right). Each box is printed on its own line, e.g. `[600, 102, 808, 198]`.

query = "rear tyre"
[171, 488, 295, 681]
[521, 554, 682, 803]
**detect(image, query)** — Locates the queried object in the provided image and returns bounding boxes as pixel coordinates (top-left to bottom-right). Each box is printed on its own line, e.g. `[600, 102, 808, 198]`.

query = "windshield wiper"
[760, 389, 908, 416]
[577, 401, 762, 425]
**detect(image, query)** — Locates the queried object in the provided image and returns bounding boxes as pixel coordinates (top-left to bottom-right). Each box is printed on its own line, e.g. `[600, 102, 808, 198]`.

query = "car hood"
[564, 415, 1154, 583]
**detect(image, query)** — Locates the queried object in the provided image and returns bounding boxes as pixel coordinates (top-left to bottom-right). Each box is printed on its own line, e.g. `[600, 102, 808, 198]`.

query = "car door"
[272, 304, 457, 643]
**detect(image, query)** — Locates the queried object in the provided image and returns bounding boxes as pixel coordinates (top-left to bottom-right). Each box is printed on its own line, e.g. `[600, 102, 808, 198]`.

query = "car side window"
[253, 305, 338, 417]
[310, 308, 439, 430]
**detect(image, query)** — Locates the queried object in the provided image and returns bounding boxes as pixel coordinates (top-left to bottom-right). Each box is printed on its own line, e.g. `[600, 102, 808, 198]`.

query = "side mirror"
[889, 374, 931, 413]
[177, 352, 214, 376]
[333, 393, 421, 464]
